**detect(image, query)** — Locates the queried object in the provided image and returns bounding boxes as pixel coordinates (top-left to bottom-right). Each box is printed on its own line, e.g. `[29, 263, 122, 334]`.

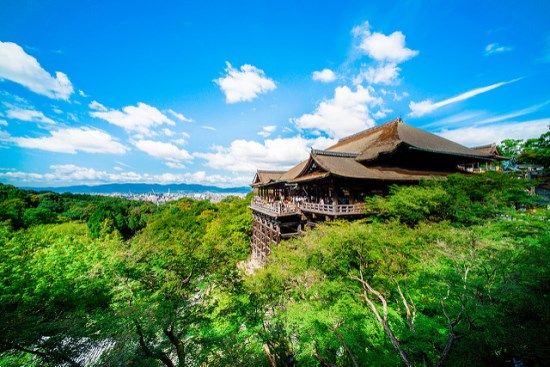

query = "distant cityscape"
[98, 191, 247, 205]
[21, 183, 251, 205]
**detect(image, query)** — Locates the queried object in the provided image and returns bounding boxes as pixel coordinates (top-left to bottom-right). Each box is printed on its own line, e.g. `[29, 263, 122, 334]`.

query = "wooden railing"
[299, 202, 365, 215]
[250, 199, 365, 216]
[249, 200, 299, 216]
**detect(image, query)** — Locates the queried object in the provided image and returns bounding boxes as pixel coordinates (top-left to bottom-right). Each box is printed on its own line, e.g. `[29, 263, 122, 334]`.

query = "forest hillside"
[0, 172, 548, 366]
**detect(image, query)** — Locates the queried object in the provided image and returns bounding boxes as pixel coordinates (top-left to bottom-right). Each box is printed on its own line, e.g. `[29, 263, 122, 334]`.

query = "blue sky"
[0, 0, 549, 187]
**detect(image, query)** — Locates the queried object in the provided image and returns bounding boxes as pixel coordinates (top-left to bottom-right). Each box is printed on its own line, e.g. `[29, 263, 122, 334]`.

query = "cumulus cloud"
[0, 41, 74, 100]
[0, 119, 7, 126]
[214, 62, 276, 103]
[167, 109, 193, 122]
[135, 139, 193, 163]
[0, 165, 249, 187]
[88, 100, 107, 111]
[409, 79, 521, 117]
[293, 85, 382, 139]
[437, 119, 550, 147]
[90, 102, 175, 136]
[312, 68, 337, 83]
[6, 107, 56, 124]
[195, 135, 336, 173]
[79, 89, 89, 97]
[12, 127, 129, 154]
[484, 43, 513, 56]
[353, 63, 401, 85]
[258, 125, 276, 138]
[353, 21, 418, 63]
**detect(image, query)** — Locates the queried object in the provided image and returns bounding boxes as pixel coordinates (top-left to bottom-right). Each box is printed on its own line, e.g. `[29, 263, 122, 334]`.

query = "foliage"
[250, 173, 549, 366]
[0, 176, 548, 366]
[499, 129, 550, 168]
[366, 172, 533, 226]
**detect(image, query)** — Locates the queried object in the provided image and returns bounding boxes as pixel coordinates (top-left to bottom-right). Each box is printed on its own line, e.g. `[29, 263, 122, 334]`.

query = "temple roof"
[290, 149, 449, 183]
[327, 118, 493, 162]
[251, 170, 286, 187]
[472, 144, 509, 161]
[253, 118, 497, 185]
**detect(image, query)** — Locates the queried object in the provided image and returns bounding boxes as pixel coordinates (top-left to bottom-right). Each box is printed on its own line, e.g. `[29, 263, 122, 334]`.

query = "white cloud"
[293, 85, 382, 139]
[214, 62, 276, 103]
[484, 43, 513, 56]
[135, 139, 193, 163]
[353, 21, 418, 63]
[202, 125, 216, 131]
[474, 102, 548, 125]
[89, 100, 107, 111]
[312, 68, 337, 83]
[0, 119, 7, 126]
[0, 165, 249, 187]
[0, 41, 74, 100]
[6, 107, 56, 124]
[258, 125, 276, 138]
[373, 108, 393, 119]
[12, 127, 129, 154]
[79, 89, 89, 97]
[353, 63, 400, 85]
[90, 102, 175, 136]
[164, 161, 186, 169]
[195, 135, 336, 173]
[437, 119, 550, 147]
[162, 128, 175, 137]
[167, 109, 193, 122]
[172, 132, 191, 146]
[409, 79, 521, 117]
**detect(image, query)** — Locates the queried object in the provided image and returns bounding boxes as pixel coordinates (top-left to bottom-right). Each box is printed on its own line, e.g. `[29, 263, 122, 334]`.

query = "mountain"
[22, 183, 251, 195]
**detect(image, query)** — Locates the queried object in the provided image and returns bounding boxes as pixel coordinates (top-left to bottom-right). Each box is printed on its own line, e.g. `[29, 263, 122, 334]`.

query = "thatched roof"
[253, 118, 497, 185]
[327, 118, 493, 162]
[290, 150, 449, 183]
[472, 144, 509, 161]
[251, 170, 286, 187]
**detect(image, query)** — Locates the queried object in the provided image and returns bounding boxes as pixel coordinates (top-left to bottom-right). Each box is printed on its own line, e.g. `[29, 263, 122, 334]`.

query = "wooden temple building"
[249, 118, 499, 259]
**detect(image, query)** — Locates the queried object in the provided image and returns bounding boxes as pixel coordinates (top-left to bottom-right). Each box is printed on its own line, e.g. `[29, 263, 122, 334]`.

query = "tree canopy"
[0, 173, 548, 366]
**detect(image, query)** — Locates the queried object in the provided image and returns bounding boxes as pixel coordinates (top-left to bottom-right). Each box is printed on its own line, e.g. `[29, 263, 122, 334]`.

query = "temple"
[249, 118, 499, 259]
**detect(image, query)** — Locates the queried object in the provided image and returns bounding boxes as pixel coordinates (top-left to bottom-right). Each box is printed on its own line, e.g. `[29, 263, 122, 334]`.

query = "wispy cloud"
[258, 125, 276, 138]
[167, 109, 193, 122]
[409, 78, 521, 117]
[214, 62, 276, 103]
[353, 63, 401, 85]
[474, 102, 549, 125]
[6, 107, 56, 124]
[0, 41, 74, 100]
[484, 43, 513, 56]
[437, 118, 550, 147]
[12, 127, 129, 154]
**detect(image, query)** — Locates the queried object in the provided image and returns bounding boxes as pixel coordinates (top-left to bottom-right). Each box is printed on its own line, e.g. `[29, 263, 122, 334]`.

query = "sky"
[0, 0, 549, 188]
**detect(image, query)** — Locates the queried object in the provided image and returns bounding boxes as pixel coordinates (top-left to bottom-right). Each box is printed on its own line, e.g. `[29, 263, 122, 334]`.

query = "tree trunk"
[164, 326, 186, 367]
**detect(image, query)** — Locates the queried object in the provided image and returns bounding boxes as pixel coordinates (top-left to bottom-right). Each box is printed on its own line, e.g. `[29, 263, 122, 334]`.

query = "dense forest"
[0, 171, 548, 366]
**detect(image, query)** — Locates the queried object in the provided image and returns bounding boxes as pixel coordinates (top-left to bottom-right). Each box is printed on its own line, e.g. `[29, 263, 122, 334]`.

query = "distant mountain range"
[22, 183, 251, 195]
